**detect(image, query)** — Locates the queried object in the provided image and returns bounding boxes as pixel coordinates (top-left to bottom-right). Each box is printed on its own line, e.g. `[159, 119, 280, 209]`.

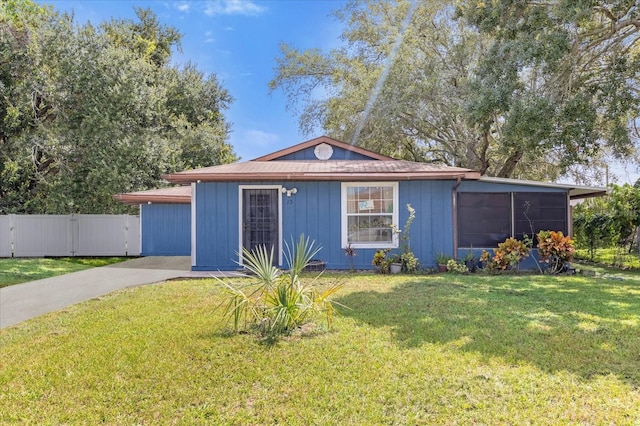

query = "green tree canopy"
[0, 1, 236, 213]
[270, 0, 640, 181]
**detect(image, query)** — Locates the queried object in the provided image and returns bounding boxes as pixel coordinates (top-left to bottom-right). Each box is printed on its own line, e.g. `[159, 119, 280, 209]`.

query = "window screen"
[457, 193, 511, 247]
[514, 192, 567, 241]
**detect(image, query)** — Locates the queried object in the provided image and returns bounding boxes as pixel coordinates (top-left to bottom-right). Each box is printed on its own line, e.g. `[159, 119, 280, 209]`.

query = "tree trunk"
[477, 130, 490, 175]
[497, 150, 523, 178]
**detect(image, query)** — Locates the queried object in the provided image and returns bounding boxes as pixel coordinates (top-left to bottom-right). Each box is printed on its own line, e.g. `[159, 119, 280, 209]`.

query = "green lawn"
[0, 257, 129, 288]
[575, 247, 640, 269]
[1, 273, 639, 424]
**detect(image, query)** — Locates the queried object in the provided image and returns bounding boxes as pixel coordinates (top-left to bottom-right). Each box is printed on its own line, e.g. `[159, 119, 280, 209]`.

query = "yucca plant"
[215, 234, 344, 339]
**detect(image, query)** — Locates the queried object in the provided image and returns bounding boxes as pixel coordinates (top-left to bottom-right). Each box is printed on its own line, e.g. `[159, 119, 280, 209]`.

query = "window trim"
[341, 182, 399, 249]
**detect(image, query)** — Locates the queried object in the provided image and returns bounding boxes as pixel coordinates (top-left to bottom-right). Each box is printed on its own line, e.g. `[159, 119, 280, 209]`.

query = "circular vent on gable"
[314, 143, 333, 160]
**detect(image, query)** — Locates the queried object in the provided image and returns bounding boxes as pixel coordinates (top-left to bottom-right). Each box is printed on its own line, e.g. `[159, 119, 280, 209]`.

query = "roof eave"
[113, 194, 191, 206]
[569, 189, 608, 200]
[478, 176, 608, 200]
[164, 171, 482, 184]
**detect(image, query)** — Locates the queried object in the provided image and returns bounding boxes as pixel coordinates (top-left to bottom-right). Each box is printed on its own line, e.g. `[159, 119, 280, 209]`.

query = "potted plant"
[462, 251, 478, 272]
[435, 253, 451, 272]
[372, 249, 391, 273]
[389, 254, 402, 274]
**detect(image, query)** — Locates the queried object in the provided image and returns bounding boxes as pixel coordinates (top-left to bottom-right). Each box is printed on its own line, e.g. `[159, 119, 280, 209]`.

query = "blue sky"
[40, 0, 347, 161]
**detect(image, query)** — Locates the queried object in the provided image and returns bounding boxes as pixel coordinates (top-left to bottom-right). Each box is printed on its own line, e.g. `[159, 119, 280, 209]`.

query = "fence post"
[70, 213, 79, 256]
[124, 214, 129, 256]
[9, 214, 15, 257]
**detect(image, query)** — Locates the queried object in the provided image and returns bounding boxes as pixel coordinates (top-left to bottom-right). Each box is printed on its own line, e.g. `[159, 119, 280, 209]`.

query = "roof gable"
[253, 136, 394, 161]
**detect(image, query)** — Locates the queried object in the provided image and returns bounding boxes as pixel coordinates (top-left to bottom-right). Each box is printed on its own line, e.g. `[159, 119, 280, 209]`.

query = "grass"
[575, 247, 640, 269]
[1, 273, 640, 424]
[0, 257, 129, 288]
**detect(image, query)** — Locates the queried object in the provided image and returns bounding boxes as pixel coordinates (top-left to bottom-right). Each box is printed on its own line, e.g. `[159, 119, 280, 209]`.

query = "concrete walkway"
[0, 256, 194, 329]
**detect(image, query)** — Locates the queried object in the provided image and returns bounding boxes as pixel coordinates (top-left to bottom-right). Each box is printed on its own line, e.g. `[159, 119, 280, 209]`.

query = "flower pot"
[390, 263, 402, 274]
[465, 260, 477, 273]
[438, 264, 447, 273]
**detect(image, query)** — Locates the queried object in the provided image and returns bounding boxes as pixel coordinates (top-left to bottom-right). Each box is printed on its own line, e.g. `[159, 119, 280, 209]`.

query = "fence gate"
[0, 214, 140, 257]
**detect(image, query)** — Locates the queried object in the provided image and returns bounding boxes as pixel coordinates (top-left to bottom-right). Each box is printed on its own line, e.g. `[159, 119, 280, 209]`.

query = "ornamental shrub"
[483, 237, 530, 272]
[446, 258, 468, 274]
[537, 230, 575, 274]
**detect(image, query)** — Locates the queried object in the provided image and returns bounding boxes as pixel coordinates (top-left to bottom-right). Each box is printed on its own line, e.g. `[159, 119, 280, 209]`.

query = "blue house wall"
[191, 178, 575, 271]
[141, 203, 191, 256]
[193, 182, 239, 271]
[193, 179, 458, 271]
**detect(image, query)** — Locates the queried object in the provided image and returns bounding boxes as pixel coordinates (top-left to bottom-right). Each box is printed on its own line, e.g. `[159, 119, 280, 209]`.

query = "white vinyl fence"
[0, 214, 140, 257]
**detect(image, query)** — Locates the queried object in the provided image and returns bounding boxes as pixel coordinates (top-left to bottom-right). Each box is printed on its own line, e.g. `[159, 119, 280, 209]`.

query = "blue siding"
[399, 180, 456, 268]
[277, 146, 377, 161]
[282, 181, 344, 268]
[193, 182, 239, 271]
[192, 179, 458, 271]
[141, 204, 190, 256]
[282, 180, 456, 270]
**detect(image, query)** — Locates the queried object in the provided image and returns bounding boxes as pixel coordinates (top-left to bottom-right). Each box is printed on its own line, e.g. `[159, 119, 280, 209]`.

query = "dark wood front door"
[242, 188, 279, 263]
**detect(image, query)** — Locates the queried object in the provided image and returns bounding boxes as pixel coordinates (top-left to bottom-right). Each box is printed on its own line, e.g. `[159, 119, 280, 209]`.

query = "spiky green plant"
[216, 235, 344, 339]
[240, 244, 280, 287]
[283, 234, 322, 285]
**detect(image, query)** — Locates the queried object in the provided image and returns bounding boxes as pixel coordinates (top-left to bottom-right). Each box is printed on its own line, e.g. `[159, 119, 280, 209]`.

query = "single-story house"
[116, 136, 606, 271]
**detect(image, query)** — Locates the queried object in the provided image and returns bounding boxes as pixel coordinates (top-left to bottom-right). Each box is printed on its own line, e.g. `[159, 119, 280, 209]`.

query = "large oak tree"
[0, 0, 236, 213]
[270, 0, 640, 181]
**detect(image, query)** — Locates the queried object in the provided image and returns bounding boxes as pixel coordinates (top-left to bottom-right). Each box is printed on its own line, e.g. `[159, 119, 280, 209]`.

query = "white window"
[341, 182, 398, 249]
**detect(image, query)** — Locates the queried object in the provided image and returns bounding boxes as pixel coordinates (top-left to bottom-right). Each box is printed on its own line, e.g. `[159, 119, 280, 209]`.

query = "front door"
[241, 188, 279, 263]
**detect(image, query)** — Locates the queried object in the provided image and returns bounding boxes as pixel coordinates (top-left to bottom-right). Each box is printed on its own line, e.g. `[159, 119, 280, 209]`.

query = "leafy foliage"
[481, 237, 531, 272]
[372, 248, 391, 273]
[216, 235, 344, 339]
[446, 258, 468, 274]
[271, 0, 640, 181]
[457, 0, 640, 178]
[536, 230, 575, 274]
[0, 1, 235, 214]
[573, 183, 640, 257]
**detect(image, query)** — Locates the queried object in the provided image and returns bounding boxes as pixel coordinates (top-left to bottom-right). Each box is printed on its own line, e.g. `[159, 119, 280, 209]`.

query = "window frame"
[341, 182, 399, 249]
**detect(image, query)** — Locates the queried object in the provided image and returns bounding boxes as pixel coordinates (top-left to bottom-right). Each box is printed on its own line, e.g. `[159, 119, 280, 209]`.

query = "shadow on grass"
[336, 274, 640, 387]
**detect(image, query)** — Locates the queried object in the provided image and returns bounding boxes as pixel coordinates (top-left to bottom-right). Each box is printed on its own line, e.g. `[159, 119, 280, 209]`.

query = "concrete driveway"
[0, 256, 192, 329]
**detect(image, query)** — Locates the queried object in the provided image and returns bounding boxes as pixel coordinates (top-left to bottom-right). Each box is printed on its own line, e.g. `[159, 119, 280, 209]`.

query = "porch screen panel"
[457, 193, 511, 247]
[514, 192, 567, 241]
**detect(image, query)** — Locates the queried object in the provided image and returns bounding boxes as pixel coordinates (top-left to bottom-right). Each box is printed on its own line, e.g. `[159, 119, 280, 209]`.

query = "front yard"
[0, 257, 129, 288]
[1, 273, 639, 424]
